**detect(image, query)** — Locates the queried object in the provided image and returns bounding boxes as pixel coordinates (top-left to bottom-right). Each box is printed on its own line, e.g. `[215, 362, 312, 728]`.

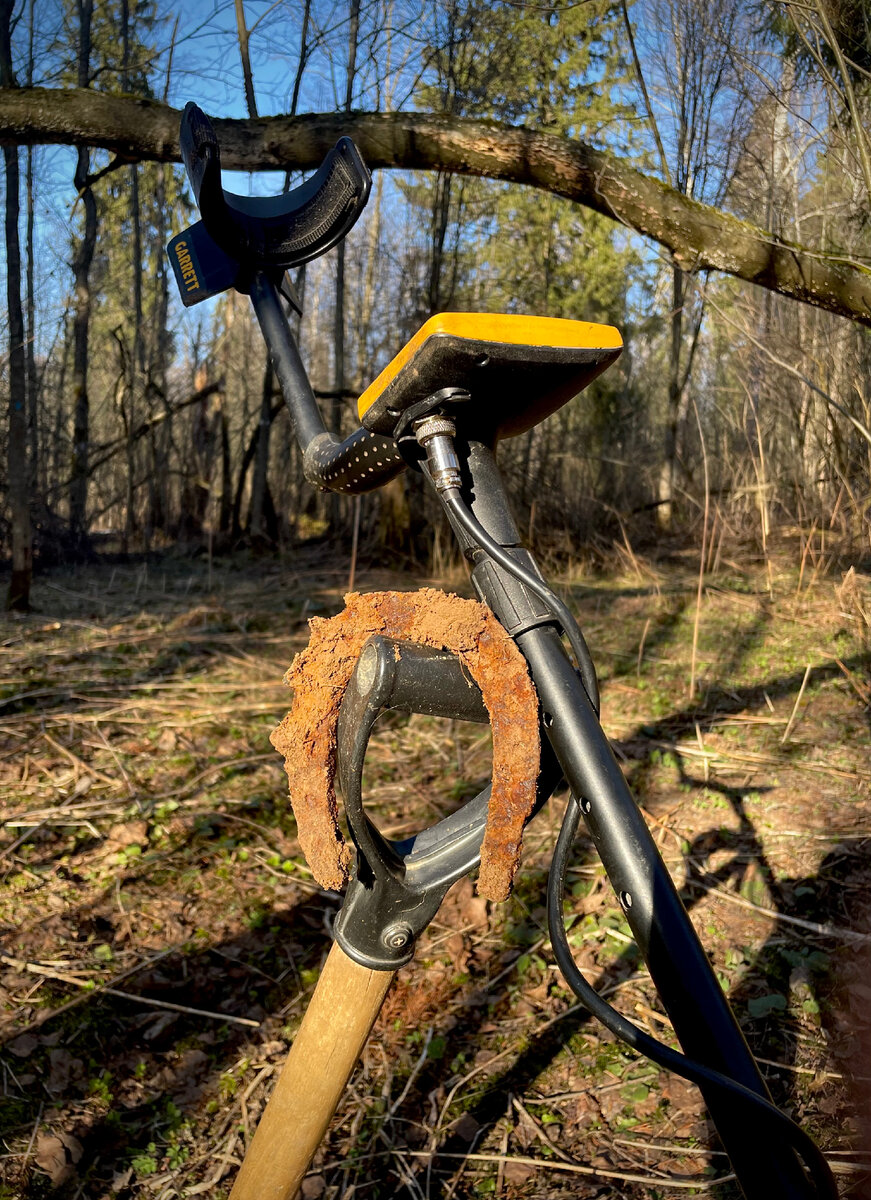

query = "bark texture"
[2, 88, 871, 325]
[3, 142, 31, 611]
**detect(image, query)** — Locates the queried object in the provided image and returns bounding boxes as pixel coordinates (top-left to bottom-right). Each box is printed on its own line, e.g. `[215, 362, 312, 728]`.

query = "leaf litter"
[0, 549, 869, 1197]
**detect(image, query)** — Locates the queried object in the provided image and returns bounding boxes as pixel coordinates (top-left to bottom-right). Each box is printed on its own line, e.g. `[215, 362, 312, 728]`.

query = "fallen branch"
[755, 1055, 871, 1083]
[2, 89, 871, 326]
[781, 663, 813, 744]
[0, 950, 260, 1031]
[98, 987, 260, 1028]
[511, 1095, 581, 1167]
[409, 1149, 737, 1190]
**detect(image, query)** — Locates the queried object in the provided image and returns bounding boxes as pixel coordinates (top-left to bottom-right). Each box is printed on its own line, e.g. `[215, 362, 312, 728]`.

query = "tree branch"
[72, 379, 223, 482]
[2, 86, 871, 325]
[708, 299, 871, 449]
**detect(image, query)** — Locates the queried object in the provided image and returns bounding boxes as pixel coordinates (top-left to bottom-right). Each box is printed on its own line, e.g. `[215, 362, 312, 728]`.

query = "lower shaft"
[230, 942, 394, 1200]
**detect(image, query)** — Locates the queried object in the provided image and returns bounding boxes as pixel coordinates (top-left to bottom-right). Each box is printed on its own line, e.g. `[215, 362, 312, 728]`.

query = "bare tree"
[68, 0, 96, 553]
[115, 0, 144, 553]
[332, 0, 361, 434]
[642, 0, 748, 523]
[24, 0, 37, 502]
[234, 0, 273, 543]
[145, 14, 178, 545]
[1, 0, 32, 609]
[234, 0, 257, 121]
[235, 0, 311, 545]
[781, 0, 871, 211]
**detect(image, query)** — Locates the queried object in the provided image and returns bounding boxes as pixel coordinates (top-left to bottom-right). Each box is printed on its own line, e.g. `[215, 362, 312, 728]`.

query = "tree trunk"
[657, 262, 684, 526]
[124, 162, 143, 550]
[331, 0, 361, 437]
[178, 392, 219, 542]
[234, 0, 278, 543]
[249, 359, 274, 542]
[219, 403, 232, 535]
[119, 0, 143, 552]
[358, 171, 382, 354]
[428, 170, 452, 313]
[333, 244, 347, 438]
[148, 159, 172, 539]
[289, 0, 311, 118]
[3, 140, 32, 609]
[329, 0, 361, 533]
[2, 0, 32, 610]
[234, 398, 285, 538]
[69, 145, 96, 551]
[25, 0, 37, 502]
[25, 144, 38, 495]
[68, 0, 95, 553]
[144, 20, 178, 544]
[234, 0, 257, 121]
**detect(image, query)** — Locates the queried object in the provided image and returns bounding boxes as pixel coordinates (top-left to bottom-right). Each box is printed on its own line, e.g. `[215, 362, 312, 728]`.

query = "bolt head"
[382, 923, 412, 950]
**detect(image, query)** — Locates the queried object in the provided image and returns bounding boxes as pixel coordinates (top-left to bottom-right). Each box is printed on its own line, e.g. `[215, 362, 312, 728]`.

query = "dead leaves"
[103, 820, 149, 853]
[47, 1048, 84, 1095]
[34, 1131, 83, 1187]
[6, 1031, 39, 1057]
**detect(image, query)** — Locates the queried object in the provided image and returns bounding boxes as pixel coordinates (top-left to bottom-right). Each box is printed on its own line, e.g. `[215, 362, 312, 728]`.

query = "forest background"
[2, 3, 871, 1197]
[2, 0, 871, 601]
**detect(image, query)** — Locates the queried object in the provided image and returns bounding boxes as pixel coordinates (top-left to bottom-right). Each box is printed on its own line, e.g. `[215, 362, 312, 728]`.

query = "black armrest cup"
[178, 102, 372, 284]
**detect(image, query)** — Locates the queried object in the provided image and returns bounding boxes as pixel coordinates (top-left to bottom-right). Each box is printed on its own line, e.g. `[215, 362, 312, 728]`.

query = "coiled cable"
[548, 799, 837, 1198]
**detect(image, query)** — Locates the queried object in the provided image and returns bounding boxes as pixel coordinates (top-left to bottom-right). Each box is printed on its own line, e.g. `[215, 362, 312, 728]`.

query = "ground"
[0, 537, 869, 1199]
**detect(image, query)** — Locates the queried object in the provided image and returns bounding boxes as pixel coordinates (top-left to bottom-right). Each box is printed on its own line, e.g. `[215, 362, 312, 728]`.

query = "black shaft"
[248, 272, 406, 493]
[249, 272, 327, 449]
[517, 627, 814, 1196]
[458, 441, 815, 1199]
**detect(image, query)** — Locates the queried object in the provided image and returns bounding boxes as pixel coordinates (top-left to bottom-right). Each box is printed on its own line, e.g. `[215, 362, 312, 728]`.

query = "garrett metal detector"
[168, 103, 837, 1200]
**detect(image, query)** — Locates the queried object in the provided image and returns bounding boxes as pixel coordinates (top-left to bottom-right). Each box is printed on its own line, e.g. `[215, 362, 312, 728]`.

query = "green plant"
[88, 1072, 114, 1106]
[131, 1143, 159, 1176]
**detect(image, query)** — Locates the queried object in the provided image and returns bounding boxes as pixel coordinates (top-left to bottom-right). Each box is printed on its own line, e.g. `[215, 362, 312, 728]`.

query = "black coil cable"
[442, 484, 837, 1200]
[549, 794, 837, 1199]
[441, 488, 600, 714]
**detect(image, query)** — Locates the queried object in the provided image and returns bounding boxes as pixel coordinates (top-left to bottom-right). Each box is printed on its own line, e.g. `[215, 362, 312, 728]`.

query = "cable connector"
[413, 414, 462, 492]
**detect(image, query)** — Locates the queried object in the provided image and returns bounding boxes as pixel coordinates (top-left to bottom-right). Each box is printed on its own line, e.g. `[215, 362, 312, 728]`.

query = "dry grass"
[1, 543, 870, 1198]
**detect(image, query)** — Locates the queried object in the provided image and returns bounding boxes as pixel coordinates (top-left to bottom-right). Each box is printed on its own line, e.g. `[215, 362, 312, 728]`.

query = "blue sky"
[3, 0, 809, 368]
[6, 0, 375, 353]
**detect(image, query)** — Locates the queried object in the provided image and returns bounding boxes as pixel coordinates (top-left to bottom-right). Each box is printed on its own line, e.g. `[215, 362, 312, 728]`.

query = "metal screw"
[382, 923, 413, 951]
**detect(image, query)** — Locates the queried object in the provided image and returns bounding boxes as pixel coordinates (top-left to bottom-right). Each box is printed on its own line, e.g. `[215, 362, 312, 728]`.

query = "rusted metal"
[271, 589, 540, 902]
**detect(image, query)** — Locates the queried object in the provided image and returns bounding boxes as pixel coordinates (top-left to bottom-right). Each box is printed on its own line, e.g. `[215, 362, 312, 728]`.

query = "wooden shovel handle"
[230, 942, 394, 1200]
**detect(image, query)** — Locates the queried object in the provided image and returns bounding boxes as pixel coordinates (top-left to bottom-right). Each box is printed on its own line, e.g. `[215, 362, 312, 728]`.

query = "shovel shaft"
[230, 942, 394, 1200]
